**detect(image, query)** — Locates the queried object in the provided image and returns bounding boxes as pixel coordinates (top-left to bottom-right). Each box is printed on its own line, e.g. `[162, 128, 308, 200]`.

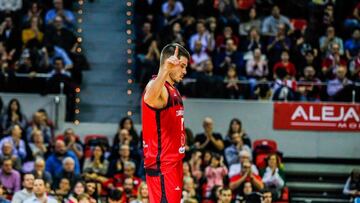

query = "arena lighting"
[127, 89, 132, 95]
[75, 98, 80, 103]
[127, 111, 132, 116]
[78, 0, 84, 5]
[77, 37, 82, 43]
[126, 20, 131, 25]
[78, 10, 83, 15]
[74, 120, 80, 125]
[75, 87, 81, 93]
[75, 109, 80, 114]
[128, 79, 133, 84]
[127, 39, 132, 44]
[126, 2, 132, 7]
[127, 69, 132, 74]
[126, 29, 132, 35]
[127, 59, 132, 64]
[126, 11, 132, 16]
[77, 28, 82, 33]
[127, 49, 132, 54]
[78, 18, 83, 23]
[77, 47, 82, 53]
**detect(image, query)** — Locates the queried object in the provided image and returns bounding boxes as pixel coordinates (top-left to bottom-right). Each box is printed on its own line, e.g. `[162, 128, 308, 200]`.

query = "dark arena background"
[0, 0, 359, 202]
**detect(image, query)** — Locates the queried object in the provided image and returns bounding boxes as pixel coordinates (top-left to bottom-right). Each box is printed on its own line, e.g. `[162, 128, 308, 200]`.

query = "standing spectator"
[11, 173, 35, 203]
[261, 5, 293, 37]
[319, 26, 344, 56]
[0, 158, 21, 194]
[239, 7, 261, 36]
[161, 0, 184, 25]
[0, 125, 26, 160]
[261, 154, 285, 200]
[345, 29, 360, 60]
[189, 20, 215, 52]
[194, 117, 224, 154]
[297, 66, 322, 101]
[218, 187, 232, 203]
[45, 139, 80, 177]
[1, 99, 27, 134]
[204, 154, 228, 197]
[229, 159, 264, 197]
[343, 169, 360, 198]
[32, 158, 52, 185]
[23, 178, 57, 203]
[225, 132, 252, 166]
[273, 50, 296, 79]
[45, 0, 75, 28]
[327, 65, 353, 102]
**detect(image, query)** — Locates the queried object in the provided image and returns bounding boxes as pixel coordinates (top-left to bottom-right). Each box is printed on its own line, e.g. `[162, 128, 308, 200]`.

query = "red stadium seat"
[83, 134, 110, 157]
[291, 19, 308, 30]
[253, 139, 278, 154]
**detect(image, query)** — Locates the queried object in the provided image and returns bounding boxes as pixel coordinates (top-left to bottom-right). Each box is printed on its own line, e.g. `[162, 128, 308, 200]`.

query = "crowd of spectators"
[0, 97, 288, 202]
[134, 0, 360, 102]
[0, 0, 89, 121]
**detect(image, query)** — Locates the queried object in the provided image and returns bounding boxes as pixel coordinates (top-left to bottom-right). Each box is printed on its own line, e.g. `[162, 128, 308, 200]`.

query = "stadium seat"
[291, 19, 308, 31]
[83, 134, 110, 157]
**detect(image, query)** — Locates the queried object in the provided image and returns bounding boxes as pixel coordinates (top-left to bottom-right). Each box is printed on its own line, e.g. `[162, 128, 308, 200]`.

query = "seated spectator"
[45, 139, 80, 177]
[0, 184, 10, 203]
[189, 40, 210, 75]
[112, 128, 138, 160]
[130, 182, 149, 203]
[321, 42, 347, 78]
[229, 150, 259, 178]
[45, 0, 75, 28]
[121, 177, 138, 202]
[343, 168, 360, 198]
[261, 5, 293, 37]
[183, 161, 192, 180]
[195, 60, 224, 98]
[216, 26, 239, 50]
[261, 154, 285, 200]
[85, 180, 98, 202]
[345, 29, 360, 60]
[224, 65, 241, 99]
[57, 128, 83, 160]
[23, 178, 57, 203]
[327, 65, 353, 102]
[42, 45, 73, 71]
[108, 189, 122, 203]
[161, 0, 184, 25]
[182, 177, 199, 203]
[242, 27, 264, 57]
[15, 49, 38, 74]
[225, 132, 252, 166]
[188, 150, 203, 181]
[23, 2, 43, 25]
[12, 173, 35, 203]
[344, 2, 360, 30]
[262, 190, 273, 203]
[119, 117, 139, 144]
[246, 48, 268, 96]
[54, 177, 71, 202]
[194, 117, 224, 154]
[319, 26, 344, 56]
[273, 50, 296, 79]
[239, 8, 261, 36]
[0, 158, 20, 194]
[44, 15, 78, 53]
[204, 154, 228, 197]
[218, 187, 232, 203]
[226, 118, 252, 148]
[267, 23, 291, 64]
[235, 181, 254, 203]
[0, 141, 21, 171]
[189, 20, 215, 52]
[0, 124, 26, 160]
[53, 157, 81, 189]
[105, 161, 142, 193]
[214, 38, 243, 76]
[21, 16, 44, 46]
[26, 111, 52, 144]
[297, 66, 322, 101]
[68, 181, 86, 203]
[229, 159, 264, 198]
[32, 158, 52, 185]
[349, 50, 360, 81]
[272, 68, 297, 101]
[83, 145, 109, 183]
[1, 99, 27, 134]
[108, 143, 138, 177]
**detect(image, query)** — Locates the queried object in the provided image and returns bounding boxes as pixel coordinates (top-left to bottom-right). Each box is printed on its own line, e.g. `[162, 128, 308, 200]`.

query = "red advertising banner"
[273, 102, 360, 131]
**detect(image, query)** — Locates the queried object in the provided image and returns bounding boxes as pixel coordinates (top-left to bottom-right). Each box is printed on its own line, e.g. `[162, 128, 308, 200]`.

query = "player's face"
[169, 56, 188, 83]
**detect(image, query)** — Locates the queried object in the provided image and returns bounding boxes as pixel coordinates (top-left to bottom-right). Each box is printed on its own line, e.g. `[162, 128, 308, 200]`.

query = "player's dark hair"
[160, 43, 190, 66]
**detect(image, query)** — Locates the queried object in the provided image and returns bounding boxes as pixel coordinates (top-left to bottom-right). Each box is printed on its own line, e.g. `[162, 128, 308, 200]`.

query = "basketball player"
[142, 43, 190, 203]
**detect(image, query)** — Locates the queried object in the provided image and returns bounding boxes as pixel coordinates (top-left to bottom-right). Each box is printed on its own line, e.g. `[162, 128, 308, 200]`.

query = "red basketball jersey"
[142, 81, 186, 175]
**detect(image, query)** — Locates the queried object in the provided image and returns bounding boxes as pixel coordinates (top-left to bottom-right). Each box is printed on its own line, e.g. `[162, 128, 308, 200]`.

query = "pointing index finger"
[173, 45, 179, 58]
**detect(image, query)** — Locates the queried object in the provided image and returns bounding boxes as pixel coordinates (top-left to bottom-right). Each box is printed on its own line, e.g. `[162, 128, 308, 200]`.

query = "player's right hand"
[164, 46, 180, 72]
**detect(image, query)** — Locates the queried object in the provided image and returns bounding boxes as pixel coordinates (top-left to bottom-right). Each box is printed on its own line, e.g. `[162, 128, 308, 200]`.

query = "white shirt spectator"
[262, 167, 285, 189]
[228, 163, 259, 178]
[189, 32, 214, 52]
[191, 51, 210, 66]
[262, 15, 293, 36]
[161, 1, 184, 17]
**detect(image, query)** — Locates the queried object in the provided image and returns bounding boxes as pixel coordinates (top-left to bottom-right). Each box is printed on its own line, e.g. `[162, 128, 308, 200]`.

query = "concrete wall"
[0, 93, 66, 129]
[183, 99, 360, 159]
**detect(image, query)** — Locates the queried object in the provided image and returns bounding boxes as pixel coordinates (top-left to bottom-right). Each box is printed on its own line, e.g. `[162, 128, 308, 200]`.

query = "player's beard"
[169, 71, 183, 84]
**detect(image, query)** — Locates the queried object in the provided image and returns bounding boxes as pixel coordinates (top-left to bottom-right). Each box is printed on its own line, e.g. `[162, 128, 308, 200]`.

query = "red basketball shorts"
[145, 161, 183, 203]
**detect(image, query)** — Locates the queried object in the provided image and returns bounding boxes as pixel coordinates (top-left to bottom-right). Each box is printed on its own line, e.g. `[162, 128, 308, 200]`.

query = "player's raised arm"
[144, 45, 180, 109]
